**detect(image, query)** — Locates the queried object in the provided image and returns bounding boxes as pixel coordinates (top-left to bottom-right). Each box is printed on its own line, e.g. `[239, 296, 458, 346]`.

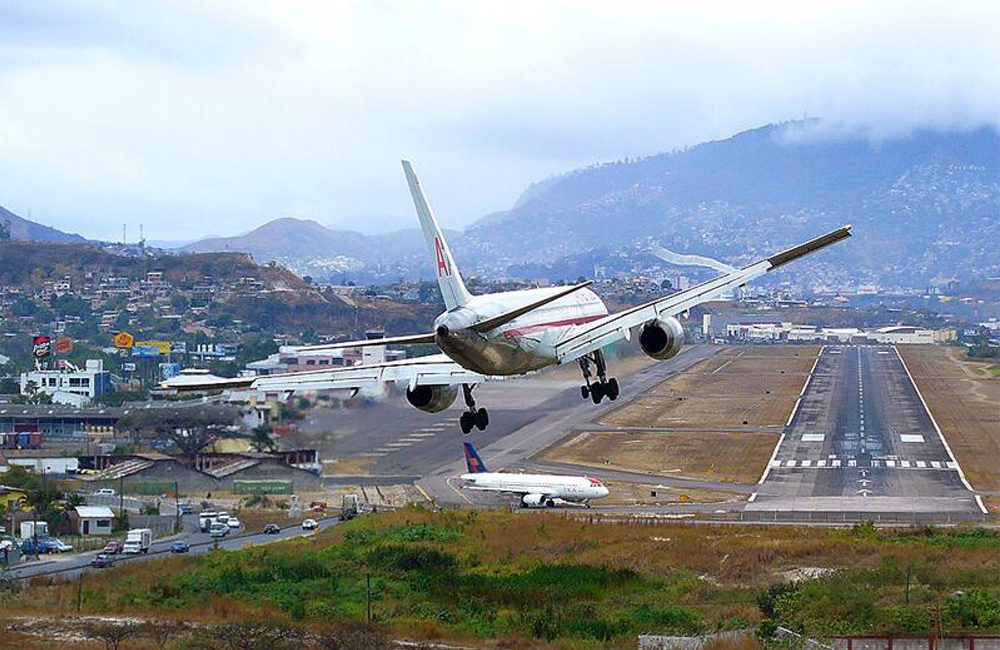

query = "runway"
[745, 345, 985, 521]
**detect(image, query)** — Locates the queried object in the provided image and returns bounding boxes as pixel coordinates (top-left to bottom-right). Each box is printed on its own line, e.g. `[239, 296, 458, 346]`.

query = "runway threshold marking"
[750, 345, 824, 495]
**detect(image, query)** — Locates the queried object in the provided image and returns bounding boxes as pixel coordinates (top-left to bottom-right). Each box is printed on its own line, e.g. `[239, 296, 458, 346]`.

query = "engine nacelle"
[405, 384, 459, 413]
[638, 316, 684, 360]
[521, 493, 545, 508]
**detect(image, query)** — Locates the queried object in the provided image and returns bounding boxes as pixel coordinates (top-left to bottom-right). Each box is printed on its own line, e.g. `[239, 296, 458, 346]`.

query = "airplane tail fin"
[402, 160, 472, 310]
[463, 442, 489, 473]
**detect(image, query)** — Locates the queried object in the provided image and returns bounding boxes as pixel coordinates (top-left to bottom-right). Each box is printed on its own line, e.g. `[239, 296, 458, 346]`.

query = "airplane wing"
[163, 354, 497, 393]
[554, 225, 852, 362]
[289, 332, 436, 353]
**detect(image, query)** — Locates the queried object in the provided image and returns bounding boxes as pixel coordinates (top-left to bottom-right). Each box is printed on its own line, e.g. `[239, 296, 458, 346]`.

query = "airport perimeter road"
[417, 345, 722, 507]
[746, 345, 985, 521]
[4, 516, 341, 582]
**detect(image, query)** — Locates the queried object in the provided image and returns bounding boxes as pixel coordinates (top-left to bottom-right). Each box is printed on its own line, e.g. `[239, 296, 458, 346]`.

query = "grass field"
[8, 507, 1000, 648]
[537, 430, 776, 484]
[899, 346, 1000, 491]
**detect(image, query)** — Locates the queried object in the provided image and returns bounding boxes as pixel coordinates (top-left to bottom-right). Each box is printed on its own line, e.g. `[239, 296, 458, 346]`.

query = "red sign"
[32, 335, 51, 359]
[434, 237, 451, 277]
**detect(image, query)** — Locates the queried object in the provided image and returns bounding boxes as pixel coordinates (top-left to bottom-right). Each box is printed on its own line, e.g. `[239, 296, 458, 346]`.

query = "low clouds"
[0, 0, 996, 240]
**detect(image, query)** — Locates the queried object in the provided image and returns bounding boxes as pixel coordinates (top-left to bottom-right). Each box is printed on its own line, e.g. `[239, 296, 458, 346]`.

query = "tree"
[188, 621, 304, 650]
[250, 425, 276, 452]
[115, 404, 243, 456]
[84, 622, 141, 650]
[0, 220, 10, 240]
[316, 622, 392, 650]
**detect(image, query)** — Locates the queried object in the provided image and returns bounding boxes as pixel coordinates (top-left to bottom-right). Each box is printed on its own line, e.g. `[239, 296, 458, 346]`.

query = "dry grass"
[598, 480, 747, 506]
[600, 346, 817, 430]
[322, 456, 376, 476]
[537, 430, 778, 484]
[899, 346, 1000, 491]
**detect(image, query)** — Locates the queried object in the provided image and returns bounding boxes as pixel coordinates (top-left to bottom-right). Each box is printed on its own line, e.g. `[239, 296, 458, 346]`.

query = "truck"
[340, 494, 362, 521]
[19, 520, 49, 541]
[122, 528, 152, 554]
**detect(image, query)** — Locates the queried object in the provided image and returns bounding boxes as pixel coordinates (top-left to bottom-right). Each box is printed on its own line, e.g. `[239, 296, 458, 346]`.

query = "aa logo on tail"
[434, 237, 451, 277]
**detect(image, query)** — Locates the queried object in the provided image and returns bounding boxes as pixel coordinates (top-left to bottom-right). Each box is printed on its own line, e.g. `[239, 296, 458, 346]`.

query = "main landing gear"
[579, 350, 619, 404]
[459, 383, 489, 435]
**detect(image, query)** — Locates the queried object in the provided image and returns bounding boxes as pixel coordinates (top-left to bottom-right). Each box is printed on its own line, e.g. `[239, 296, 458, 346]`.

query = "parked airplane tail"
[463, 442, 490, 473]
[402, 160, 472, 310]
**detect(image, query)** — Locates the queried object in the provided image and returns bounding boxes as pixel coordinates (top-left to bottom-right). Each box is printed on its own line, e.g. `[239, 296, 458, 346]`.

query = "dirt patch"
[720, 345, 821, 358]
[599, 480, 748, 506]
[537, 430, 778, 484]
[603, 394, 797, 429]
[899, 346, 1000, 491]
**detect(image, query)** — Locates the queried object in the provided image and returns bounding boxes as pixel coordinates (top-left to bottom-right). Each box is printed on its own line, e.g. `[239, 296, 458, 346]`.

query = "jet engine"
[521, 494, 555, 508]
[638, 316, 684, 360]
[405, 384, 459, 413]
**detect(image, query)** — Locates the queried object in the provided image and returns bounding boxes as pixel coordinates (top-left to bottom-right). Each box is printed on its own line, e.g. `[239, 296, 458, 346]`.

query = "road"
[746, 345, 985, 521]
[4, 515, 342, 581]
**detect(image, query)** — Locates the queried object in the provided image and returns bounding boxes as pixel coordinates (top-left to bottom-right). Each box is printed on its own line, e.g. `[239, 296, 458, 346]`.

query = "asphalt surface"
[746, 345, 985, 520]
[4, 515, 342, 581]
[416, 345, 724, 507]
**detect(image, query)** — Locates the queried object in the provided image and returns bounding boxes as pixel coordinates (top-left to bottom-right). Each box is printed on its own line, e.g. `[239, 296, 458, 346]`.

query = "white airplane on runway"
[164, 160, 852, 433]
[460, 442, 609, 508]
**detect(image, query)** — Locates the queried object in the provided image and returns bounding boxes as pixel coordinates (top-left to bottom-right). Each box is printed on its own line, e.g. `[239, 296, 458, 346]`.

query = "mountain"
[181, 217, 427, 283]
[179, 123, 999, 289]
[0, 205, 87, 243]
[459, 122, 1000, 288]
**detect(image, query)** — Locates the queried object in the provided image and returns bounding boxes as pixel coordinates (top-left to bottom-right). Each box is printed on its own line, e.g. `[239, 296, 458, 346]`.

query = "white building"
[72, 506, 115, 536]
[20, 360, 112, 406]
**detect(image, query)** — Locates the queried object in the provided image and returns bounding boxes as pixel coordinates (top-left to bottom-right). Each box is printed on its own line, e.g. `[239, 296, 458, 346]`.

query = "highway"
[4, 515, 342, 581]
[746, 345, 985, 521]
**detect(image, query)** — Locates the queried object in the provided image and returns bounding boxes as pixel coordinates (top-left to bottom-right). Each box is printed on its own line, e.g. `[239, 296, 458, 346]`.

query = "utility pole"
[118, 474, 125, 528]
[174, 481, 180, 533]
[366, 572, 372, 624]
[77, 572, 84, 613]
[905, 565, 911, 604]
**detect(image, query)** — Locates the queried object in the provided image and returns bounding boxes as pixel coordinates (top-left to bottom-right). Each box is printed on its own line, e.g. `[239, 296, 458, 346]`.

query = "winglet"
[463, 442, 489, 473]
[767, 224, 852, 270]
[402, 160, 473, 310]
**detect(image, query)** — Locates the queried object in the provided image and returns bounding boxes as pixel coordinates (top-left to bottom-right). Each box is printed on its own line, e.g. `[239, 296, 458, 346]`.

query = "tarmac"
[745, 344, 985, 521]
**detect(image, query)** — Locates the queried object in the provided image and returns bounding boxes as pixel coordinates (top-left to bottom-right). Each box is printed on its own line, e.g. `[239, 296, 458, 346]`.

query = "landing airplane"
[164, 160, 851, 433]
[459, 442, 608, 508]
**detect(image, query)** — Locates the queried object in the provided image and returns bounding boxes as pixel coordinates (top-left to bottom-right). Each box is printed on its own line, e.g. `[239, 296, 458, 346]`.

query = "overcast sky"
[0, 1, 997, 242]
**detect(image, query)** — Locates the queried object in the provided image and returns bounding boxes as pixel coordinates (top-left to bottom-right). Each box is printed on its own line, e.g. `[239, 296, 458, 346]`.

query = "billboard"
[136, 340, 171, 355]
[32, 336, 51, 358]
[131, 345, 162, 358]
[113, 331, 135, 349]
[54, 336, 73, 355]
[122, 362, 137, 372]
[170, 341, 187, 354]
[159, 363, 181, 380]
[234, 480, 293, 495]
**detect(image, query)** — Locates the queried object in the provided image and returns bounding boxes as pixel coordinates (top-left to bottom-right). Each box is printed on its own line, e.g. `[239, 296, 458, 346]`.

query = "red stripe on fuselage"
[501, 314, 604, 338]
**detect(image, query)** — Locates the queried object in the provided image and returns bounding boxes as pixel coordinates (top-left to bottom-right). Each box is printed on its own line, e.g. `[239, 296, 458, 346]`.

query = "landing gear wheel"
[580, 385, 590, 400]
[475, 407, 489, 431]
[607, 378, 620, 401]
[591, 383, 604, 404]
[459, 412, 474, 435]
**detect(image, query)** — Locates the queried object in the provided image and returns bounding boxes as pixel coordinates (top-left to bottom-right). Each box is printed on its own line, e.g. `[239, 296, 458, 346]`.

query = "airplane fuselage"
[434, 287, 608, 376]
[460, 471, 609, 503]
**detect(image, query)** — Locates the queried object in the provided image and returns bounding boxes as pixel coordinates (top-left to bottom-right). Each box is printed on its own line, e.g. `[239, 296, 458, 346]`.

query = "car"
[96, 488, 116, 496]
[226, 516, 240, 529]
[170, 541, 190, 553]
[103, 541, 124, 554]
[301, 518, 318, 531]
[44, 539, 73, 553]
[178, 503, 194, 515]
[90, 553, 115, 568]
[209, 522, 229, 538]
[263, 524, 280, 535]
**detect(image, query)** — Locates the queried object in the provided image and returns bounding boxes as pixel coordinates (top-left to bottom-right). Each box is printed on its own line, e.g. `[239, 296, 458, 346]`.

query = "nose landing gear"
[459, 383, 489, 434]
[579, 351, 619, 404]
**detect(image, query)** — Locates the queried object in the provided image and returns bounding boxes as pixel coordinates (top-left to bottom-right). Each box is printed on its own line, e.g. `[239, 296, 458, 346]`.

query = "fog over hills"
[179, 122, 999, 289]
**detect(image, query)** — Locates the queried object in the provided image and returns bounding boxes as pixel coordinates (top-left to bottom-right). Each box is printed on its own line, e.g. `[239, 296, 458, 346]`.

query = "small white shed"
[73, 506, 116, 536]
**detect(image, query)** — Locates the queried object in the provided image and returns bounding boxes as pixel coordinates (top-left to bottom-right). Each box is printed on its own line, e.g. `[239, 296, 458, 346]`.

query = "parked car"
[103, 541, 124, 554]
[91, 553, 115, 568]
[263, 524, 280, 535]
[301, 518, 318, 531]
[44, 539, 73, 553]
[96, 488, 116, 496]
[178, 503, 194, 515]
[170, 541, 190, 553]
[226, 517, 241, 529]
[209, 522, 229, 538]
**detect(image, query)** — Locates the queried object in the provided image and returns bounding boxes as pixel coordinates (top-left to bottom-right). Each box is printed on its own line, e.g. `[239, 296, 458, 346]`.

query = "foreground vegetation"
[6, 509, 1000, 647]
